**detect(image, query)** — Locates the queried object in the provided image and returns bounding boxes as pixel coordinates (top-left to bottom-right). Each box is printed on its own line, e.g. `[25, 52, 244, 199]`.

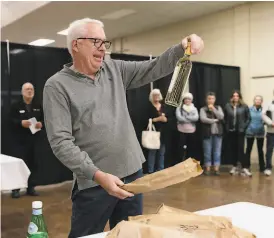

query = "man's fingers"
[114, 177, 124, 187]
[114, 187, 134, 199]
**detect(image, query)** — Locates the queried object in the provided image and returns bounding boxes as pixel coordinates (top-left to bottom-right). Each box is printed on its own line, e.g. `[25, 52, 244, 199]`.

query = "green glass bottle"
[27, 201, 49, 238]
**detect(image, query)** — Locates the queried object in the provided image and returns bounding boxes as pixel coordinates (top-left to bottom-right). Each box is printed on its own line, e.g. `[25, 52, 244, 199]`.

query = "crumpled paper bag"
[156, 204, 256, 238]
[121, 158, 203, 194]
[106, 204, 256, 238]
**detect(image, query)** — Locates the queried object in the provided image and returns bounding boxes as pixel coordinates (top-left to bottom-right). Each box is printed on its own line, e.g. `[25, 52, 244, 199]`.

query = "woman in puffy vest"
[200, 92, 224, 176]
[245, 95, 265, 175]
[176, 92, 199, 161]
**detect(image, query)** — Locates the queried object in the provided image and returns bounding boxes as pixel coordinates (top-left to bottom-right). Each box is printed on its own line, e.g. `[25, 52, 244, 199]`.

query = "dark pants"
[228, 132, 245, 167]
[68, 170, 143, 238]
[178, 132, 196, 161]
[148, 143, 165, 173]
[266, 133, 274, 170]
[245, 137, 265, 171]
[12, 137, 37, 192]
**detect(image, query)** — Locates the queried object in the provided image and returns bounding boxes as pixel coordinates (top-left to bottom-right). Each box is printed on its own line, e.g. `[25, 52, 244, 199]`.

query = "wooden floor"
[1, 171, 274, 238]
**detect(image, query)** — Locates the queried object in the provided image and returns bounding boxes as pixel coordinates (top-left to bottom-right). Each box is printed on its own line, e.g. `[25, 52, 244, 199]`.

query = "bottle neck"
[32, 208, 42, 215]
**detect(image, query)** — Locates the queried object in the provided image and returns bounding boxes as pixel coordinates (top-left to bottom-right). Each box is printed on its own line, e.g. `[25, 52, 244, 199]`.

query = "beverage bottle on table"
[27, 201, 49, 238]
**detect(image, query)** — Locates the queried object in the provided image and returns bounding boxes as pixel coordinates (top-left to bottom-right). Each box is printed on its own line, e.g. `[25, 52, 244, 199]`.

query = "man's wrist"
[93, 170, 105, 182]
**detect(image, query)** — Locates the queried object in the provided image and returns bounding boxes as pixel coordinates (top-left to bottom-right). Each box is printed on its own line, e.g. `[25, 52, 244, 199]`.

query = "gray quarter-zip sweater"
[43, 44, 185, 190]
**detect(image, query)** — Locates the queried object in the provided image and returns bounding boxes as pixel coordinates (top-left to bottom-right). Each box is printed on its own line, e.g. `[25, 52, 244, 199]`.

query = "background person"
[176, 92, 199, 161]
[147, 89, 167, 174]
[224, 90, 251, 176]
[262, 95, 274, 176]
[200, 92, 224, 176]
[245, 95, 265, 174]
[10, 82, 43, 198]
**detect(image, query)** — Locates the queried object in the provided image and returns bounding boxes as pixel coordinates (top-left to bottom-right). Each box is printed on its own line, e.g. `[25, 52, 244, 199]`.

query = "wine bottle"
[165, 38, 192, 107]
[27, 201, 49, 238]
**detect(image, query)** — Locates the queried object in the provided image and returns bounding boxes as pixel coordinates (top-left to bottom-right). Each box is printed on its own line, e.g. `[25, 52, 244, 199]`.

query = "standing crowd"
[147, 89, 274, 177]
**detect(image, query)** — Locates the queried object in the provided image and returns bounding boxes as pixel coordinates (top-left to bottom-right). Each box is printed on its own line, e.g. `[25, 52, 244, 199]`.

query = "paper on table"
[28, 117, 41, 134]
[121, 158, 203, 194]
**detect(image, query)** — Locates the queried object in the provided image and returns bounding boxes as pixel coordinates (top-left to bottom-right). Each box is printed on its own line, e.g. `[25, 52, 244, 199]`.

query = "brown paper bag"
[128, 213, 234, 237]
[121, 158, 203, 194]
[156, 204, 256, 238]
[107, 220, 197, 238]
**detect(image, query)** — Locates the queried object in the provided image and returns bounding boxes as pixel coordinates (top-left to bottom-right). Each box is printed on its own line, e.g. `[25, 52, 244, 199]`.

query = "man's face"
[73, 23, 107, 71]
[22, 83, 34, 100]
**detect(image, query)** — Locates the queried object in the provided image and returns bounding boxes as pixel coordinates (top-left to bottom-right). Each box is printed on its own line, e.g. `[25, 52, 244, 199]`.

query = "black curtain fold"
[1, 42, 240, 184]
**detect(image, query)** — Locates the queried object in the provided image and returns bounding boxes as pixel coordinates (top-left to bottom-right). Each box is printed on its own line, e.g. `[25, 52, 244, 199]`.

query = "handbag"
[142, 119, 161, 149]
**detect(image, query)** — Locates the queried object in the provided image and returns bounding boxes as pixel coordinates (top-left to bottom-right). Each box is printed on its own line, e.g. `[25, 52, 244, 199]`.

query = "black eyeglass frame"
[77, 37, 112, 49]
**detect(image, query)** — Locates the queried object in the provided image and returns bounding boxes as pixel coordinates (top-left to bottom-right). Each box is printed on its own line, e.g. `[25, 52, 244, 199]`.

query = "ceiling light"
[28, 39, 55, 46]
[57, 29, 68, 36]
[100, 9, 136, 20]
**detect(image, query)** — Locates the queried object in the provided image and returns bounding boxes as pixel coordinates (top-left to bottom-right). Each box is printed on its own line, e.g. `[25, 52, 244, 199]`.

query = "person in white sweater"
[262, 98, 274, 176]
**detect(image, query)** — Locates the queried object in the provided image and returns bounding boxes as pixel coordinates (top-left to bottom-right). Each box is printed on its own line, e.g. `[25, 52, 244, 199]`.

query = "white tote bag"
[142, 119, 161, 150]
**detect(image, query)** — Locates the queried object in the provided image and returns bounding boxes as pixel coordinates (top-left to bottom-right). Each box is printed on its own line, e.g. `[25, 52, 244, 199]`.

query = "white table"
[0, 154, 30, 191]
[81, 202, 274, 238]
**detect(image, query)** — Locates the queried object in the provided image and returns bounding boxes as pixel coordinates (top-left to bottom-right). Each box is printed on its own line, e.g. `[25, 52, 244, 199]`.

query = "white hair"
[149, 89, 163, 102]
[21, 82, 34, 92]
[67, 18, 104, 54]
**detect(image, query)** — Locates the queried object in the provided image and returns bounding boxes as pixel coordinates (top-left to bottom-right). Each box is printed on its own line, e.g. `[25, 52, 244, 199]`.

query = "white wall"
[113, 1, 274, 105]
[113, 2, 274, 165]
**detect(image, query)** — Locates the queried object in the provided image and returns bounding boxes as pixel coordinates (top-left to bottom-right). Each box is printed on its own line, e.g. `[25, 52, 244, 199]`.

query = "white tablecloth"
[81, 202, 274, 238]
[1, 154, 30, 191]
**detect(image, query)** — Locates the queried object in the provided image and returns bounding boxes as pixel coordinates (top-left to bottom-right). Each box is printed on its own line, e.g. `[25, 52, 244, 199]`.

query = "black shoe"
[26, 188, 39, 196]
[11, 190, 20, 199]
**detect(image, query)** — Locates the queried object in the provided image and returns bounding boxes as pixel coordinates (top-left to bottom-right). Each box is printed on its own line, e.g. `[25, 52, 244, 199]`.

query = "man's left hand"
[35, 122, 43, 129]
[182, 34, 204, 55]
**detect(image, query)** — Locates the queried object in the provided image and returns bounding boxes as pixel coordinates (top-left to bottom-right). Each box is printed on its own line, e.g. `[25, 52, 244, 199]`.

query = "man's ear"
[72, 40, 79, 52]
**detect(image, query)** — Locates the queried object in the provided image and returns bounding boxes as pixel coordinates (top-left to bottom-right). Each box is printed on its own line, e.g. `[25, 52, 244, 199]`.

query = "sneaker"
[241, 168, 252, 177]
[264, 169, 272, 176]
[230, 167, 237, 175]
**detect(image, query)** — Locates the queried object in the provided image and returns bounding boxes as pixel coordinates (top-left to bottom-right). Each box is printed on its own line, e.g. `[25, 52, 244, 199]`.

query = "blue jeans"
[266, 133, 274, 170]
[148, 143, 165, 173]
[203, 135, 222, 167]
[69, 170, 143, 238]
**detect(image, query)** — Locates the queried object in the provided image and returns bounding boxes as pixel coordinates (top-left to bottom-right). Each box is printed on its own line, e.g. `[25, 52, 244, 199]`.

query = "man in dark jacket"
[10, 82, 43, 198]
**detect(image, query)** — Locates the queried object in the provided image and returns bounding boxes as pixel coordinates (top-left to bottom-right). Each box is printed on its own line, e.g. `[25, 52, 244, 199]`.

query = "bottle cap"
[32, 201, 43, 209]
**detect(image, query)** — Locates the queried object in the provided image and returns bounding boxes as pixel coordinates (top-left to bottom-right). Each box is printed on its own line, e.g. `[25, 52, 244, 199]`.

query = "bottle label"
[28, 222, 38, 234]
[32, 209, 42, 215]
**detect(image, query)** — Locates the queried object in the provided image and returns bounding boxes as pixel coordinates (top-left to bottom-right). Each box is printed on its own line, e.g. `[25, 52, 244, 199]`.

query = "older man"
[43, 18, 204, 237]
[10, 82, 43, 198]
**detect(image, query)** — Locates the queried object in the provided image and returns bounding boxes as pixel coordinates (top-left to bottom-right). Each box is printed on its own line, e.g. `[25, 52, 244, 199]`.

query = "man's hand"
[272, 122, 274, 127]
[94, 170, 134, 199]
[35, 122, 43, 129]
[182, 34, 204, 55]
[22, 120, 31, 128]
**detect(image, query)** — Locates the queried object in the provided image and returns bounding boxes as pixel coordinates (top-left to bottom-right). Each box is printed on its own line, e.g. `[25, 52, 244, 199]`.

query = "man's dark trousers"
[68, 169, 143, 238]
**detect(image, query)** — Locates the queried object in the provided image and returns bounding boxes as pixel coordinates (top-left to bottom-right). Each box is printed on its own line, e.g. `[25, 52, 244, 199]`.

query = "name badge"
[19, 110, 25, 113]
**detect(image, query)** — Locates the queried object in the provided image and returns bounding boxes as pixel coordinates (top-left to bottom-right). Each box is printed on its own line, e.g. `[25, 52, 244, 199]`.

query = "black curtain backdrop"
[1, 42, 240, 185]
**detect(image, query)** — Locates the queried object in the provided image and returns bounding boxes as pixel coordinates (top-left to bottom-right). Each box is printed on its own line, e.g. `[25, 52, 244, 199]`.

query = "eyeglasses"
[77, 37, 112, 49]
